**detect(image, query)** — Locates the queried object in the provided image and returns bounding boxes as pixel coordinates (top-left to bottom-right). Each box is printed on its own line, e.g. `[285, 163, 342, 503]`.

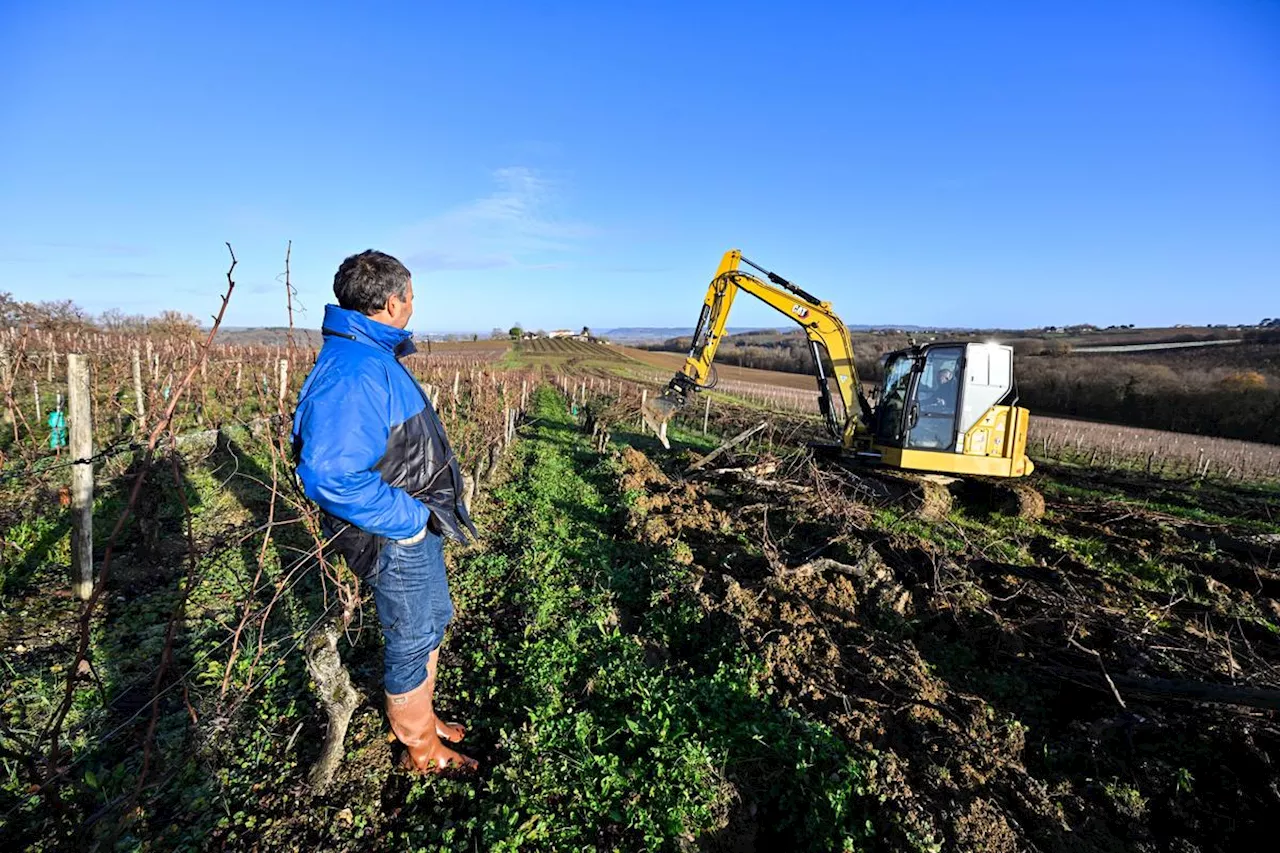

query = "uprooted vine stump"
[461, 471, 476, 515]
[581, 399, 628, 453]
[305, 615, 363, 793]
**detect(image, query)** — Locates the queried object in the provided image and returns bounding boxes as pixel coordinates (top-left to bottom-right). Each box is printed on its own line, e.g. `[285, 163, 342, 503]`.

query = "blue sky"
[1, 1, 1276, 332]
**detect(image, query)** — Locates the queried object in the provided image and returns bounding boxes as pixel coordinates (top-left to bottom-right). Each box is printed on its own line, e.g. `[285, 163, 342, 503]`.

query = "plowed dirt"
[616, 443, 1280, 852]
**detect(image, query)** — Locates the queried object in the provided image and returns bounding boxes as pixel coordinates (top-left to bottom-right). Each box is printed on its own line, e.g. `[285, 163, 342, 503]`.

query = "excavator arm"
[644, 249, 874, 447]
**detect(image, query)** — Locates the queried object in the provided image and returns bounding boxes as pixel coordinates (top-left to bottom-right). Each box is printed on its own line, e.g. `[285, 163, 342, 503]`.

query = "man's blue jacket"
[292, 305, 476, 575]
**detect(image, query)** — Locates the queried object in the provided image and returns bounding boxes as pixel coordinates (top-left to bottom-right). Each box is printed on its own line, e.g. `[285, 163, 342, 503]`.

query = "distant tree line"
[1017, 328, 1280, 444]
[1017, 350, 1280, 445]
[0, 292, 201, 339]
[642, 330, 915, 382]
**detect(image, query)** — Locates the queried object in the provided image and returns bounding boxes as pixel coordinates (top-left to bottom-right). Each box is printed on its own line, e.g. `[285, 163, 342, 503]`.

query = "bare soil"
[616, 435, 1280, 852]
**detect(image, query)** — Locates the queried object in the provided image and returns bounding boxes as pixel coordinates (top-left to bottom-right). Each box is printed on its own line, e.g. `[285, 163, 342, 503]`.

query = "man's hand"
[397, 512, 442, 544]
[397, 526, 427, 545]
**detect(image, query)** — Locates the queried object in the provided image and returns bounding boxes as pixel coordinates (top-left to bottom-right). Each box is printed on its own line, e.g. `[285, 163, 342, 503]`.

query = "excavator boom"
[642, 249, 872, 448]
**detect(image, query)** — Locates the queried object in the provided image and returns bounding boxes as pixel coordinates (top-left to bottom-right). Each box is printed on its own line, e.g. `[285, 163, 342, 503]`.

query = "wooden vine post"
[132, 346, 147, 428]
[277, 358, 289, 406]
[0, 341, 12, 427]
[67, 353, 94, 600]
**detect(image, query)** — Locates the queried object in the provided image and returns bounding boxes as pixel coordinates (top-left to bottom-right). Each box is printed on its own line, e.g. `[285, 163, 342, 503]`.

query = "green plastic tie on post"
[48, 409, 67, 450]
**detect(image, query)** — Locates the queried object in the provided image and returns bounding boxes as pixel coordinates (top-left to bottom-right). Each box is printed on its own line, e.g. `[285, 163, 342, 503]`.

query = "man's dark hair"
[333, 250, 411, 315]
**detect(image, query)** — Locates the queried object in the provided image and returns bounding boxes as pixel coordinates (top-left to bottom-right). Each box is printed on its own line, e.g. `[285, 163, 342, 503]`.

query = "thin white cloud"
[21, 241, 150, 257]
[67, 270, 167, 280]
[394, 167, 594, 272]
[0, 241, 151, 265]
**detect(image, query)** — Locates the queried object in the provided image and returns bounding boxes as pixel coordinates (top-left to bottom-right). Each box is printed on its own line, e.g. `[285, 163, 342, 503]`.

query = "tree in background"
[509, 325, 523, 339]
[98, 308, 149, 334]
[1221, 371, 1267, 392]
[0, 292, 94, 333]
[146, 310, 201, 339]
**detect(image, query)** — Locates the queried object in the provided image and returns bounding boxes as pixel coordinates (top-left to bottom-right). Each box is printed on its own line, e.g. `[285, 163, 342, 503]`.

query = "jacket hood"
[322, 304, 416, 356]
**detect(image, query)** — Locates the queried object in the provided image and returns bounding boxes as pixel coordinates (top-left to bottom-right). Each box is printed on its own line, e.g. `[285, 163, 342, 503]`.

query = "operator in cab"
[924, 366, 959, 412]
[908, 364, 961, 449]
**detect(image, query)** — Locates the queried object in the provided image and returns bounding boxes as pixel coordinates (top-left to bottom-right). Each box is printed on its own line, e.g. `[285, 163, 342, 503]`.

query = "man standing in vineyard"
[292, 250, 478, 773]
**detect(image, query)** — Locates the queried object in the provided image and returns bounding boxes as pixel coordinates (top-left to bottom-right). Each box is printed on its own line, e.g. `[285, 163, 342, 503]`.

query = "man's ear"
[386, 291, 410, 325]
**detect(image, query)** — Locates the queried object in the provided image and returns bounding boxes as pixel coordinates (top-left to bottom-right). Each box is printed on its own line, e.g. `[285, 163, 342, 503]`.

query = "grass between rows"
[3, 387, 874, 851]
[385, 386, 876, 851]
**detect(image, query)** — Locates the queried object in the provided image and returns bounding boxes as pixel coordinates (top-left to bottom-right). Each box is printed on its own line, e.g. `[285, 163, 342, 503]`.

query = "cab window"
[907, 347, 963, 450]
[875, 354, 914, 441]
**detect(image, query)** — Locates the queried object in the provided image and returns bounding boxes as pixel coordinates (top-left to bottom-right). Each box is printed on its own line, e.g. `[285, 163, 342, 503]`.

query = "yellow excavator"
[642, 249, 1035, 489]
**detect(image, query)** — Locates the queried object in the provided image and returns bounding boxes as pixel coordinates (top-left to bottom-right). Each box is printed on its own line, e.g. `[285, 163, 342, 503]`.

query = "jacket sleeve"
[293, 365, 430, 541]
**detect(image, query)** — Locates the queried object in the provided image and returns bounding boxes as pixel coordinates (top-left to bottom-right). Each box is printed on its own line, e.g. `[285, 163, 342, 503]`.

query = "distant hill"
[218, 327, 323, 347]
[602, 326, 812, 343]
[217, 324, 947, 347]
[601, 324, 939, 343]
[217, 327, 499, 346]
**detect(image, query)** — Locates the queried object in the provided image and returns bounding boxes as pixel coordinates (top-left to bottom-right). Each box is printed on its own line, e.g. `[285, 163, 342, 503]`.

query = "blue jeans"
[366, 530, 455, 695]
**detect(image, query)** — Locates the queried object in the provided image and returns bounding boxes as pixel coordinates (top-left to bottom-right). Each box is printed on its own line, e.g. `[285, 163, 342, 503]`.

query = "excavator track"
[826, 451, 1044, 522]
[1007, 481, 1046, 521]
[822, 455, 954, 521]
[952, 477, 1046, 522]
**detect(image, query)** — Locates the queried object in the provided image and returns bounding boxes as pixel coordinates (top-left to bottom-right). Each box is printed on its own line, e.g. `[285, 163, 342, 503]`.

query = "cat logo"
[792, 305, 809, 318]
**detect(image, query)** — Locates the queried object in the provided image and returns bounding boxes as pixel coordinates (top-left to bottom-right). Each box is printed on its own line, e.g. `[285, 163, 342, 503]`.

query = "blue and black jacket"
[292, 305, 477, 576]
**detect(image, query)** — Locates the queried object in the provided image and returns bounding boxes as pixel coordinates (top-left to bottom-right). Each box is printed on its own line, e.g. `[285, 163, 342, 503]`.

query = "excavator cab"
[870, 342, 1033, 477]
[874, 345, 963, 450]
